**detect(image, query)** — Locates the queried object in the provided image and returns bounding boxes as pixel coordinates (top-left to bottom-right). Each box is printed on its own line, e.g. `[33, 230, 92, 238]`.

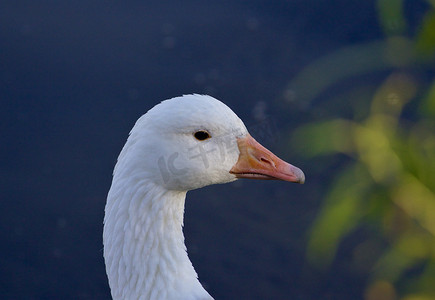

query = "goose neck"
[104, 182, 212, 299]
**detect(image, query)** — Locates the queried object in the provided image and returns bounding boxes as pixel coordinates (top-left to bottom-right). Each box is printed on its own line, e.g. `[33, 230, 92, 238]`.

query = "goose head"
[104, 94, 304, 300]
[116, 94, 304, 192]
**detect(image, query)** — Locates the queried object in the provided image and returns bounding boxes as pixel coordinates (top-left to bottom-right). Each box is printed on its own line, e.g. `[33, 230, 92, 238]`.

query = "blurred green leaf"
[415, 9, 435, 59]
[372, 232, 431, 282]
[393, 174, 435, 236]
[292, 119, 354, 157]
[419, 79, 435, 117]
[377, 0, 407, 36]
[306, 164, 370, 267]
[402, 295, 435, 300]
[284, 39, 416, 104]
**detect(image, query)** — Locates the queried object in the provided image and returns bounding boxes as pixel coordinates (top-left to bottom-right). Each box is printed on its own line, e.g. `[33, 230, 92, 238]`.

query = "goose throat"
[103, 182, 212, 300]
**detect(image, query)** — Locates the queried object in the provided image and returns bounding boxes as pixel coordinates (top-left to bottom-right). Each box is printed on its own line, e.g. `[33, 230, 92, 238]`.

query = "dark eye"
[194, 130, 211, 141]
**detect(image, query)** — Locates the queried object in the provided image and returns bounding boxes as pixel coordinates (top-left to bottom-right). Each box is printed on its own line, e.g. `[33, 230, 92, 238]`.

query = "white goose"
[103, 94, 305, 300]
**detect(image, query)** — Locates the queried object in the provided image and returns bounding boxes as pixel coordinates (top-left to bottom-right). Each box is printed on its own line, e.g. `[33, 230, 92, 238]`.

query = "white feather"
[104, 95, 248, 299]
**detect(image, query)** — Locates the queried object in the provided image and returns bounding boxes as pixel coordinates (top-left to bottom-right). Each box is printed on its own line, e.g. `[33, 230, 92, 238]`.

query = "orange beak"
[230, 134, 305, 184]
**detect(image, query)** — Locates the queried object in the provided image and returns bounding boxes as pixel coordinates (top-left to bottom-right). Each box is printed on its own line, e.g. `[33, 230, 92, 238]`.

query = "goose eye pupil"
[194, 131, 210, 141]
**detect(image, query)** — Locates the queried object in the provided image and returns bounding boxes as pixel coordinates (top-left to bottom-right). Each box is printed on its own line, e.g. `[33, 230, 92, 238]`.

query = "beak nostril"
[260, 157, 275, 167]
[232, 134, 304, 182]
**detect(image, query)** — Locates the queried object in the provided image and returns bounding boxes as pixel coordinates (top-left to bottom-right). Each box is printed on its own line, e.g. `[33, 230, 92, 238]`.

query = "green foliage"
[289, 1, 435, 299]
[415, 10, 435, 59]
[377, 0, 407, 36]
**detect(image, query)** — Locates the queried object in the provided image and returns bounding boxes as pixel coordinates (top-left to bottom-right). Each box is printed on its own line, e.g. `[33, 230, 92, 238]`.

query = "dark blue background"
[1, 1, 430, 299]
